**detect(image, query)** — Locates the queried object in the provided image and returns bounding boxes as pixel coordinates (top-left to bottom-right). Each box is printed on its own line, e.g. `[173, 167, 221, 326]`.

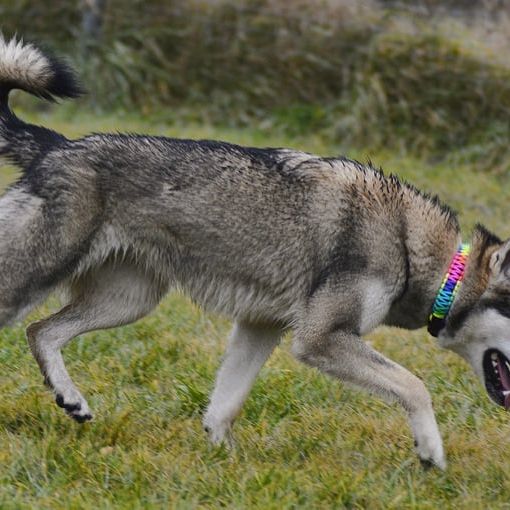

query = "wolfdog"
[1, 36, 509, 470]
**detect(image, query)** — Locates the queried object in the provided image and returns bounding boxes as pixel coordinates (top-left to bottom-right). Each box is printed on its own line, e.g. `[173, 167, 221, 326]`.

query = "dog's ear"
[489, 239, 510, 282]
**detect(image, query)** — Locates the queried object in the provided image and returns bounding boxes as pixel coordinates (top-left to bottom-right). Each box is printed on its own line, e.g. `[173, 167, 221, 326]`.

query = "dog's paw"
[414, 436, 446, 470]
[202, 414, 233, 446]
[55, 391, 92, 423]
[410, 409, 446, 470]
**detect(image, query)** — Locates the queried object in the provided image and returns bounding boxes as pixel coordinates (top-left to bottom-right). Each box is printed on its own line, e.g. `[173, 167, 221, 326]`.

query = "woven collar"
[428, 243, 470, 337]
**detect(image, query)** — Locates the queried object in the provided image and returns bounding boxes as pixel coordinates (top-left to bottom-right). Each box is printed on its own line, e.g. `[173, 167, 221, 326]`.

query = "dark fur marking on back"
[0, 105, 66, 170]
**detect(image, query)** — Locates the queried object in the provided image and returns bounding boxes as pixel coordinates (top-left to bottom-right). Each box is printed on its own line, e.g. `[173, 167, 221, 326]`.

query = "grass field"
[1, 111, 510, 509]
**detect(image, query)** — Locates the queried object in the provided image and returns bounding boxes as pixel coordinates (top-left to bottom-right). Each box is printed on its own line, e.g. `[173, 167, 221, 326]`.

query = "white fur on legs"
[27, 312, 93, 421]
[410, 407, 446, 470]
[203, 321, 282, 444]
[26, 261, 164, 422]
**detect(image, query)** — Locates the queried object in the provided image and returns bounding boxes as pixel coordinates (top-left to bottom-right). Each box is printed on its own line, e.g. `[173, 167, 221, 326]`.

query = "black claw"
[43, 376, 53, 389]
[65, 401, 82, 412]
[414, 440, 418, 448]
[55, 394, 82, 412]
[419, 457, 434, 470]
[204, 425, 211, 433]
[72, 413, 92, 423]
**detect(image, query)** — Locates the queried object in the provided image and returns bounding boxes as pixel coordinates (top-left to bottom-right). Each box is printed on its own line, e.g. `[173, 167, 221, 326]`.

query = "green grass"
[1, 112, 510, 509]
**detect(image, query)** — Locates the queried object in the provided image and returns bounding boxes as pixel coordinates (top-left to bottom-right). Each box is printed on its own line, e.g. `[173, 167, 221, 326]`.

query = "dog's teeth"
[503, 391, 510, 396]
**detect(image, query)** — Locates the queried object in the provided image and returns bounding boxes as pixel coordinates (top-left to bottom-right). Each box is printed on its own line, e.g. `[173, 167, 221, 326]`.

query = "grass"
[1, 111, 510, 508]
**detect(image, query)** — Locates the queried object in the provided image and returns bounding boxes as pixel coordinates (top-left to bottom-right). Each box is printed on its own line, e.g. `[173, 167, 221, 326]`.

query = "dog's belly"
[72, 223, 302, 326]
[176, 270, 298, 326]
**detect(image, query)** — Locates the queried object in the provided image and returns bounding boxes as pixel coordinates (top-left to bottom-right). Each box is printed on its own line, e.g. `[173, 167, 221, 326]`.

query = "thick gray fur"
[2, 36, 510, 469]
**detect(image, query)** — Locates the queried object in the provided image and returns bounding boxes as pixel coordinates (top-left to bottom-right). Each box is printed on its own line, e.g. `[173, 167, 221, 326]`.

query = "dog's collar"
[428, 243, 470, 337]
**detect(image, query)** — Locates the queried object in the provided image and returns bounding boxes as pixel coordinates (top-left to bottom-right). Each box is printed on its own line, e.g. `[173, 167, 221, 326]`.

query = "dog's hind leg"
[0, 172, 101, 327]
[293, 325, 446, 469]
[26, 260, 165, 422]
[203, 321, 282, 444]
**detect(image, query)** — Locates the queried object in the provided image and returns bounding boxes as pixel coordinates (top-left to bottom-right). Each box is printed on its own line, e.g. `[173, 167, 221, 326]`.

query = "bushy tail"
[0, 34, 83, 102]
[0, 34, 83, 168]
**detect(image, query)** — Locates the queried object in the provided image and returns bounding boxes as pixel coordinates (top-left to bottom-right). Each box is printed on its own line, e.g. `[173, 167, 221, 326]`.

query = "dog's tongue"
[497, 357, 510, 410]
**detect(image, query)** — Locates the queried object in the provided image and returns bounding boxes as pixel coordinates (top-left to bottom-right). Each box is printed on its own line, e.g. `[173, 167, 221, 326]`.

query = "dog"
[1, 35, 510, 470]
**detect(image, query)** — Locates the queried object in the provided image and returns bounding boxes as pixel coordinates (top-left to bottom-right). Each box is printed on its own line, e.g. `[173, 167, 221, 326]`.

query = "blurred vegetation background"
[2, 0, 510, 170]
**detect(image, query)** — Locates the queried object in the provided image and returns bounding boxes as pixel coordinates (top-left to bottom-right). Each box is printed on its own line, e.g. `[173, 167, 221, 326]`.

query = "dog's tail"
[0, 34, 83, 168]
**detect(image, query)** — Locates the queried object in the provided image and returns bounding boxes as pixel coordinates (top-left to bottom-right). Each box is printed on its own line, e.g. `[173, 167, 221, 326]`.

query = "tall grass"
[2, 0, 510, 166]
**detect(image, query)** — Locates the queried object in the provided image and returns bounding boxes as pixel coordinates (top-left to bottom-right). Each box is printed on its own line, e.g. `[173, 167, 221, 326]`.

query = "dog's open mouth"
[483, 349, 510, 409]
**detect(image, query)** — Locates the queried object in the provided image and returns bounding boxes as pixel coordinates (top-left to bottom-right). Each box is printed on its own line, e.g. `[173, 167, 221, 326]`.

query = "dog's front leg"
[203, 321, 282, 444]
[292, 328, 446, 469]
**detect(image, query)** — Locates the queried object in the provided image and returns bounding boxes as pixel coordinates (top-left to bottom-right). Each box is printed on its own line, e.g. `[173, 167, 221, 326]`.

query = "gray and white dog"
[1, 36, 509, 470]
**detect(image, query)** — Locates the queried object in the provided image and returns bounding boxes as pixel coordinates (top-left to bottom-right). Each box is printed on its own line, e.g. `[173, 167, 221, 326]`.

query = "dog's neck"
[427, 243, 471, 337]
[385, 192, 462, 330]
[441, 226, 501, 338]
[386, 212, 500, 333]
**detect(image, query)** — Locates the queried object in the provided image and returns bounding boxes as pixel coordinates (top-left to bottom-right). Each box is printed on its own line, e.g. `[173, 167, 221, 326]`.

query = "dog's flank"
[2, 36, 510, 470]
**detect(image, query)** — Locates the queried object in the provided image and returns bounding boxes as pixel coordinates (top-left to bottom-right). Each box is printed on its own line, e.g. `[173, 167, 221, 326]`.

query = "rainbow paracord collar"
[427, 243, 470, 337]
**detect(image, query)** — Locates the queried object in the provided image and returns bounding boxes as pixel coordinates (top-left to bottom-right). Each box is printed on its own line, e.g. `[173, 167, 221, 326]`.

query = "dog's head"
[438, 226, 510, 409]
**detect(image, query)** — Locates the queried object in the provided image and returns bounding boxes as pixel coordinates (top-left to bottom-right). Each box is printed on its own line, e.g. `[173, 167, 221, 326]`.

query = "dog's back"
[45, 131, 450, 328]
